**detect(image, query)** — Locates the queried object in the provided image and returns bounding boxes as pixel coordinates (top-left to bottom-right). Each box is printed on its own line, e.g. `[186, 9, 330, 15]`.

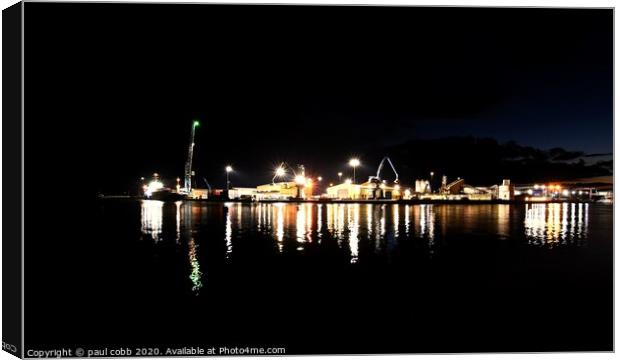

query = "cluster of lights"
[525, 183, 591, 199]
[144, 180, 164, 197]
[295, 175, 306, 185]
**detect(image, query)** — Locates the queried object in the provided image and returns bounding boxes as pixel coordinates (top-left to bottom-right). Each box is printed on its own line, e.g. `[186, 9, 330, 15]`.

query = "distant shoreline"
[97, 196, 609, 205]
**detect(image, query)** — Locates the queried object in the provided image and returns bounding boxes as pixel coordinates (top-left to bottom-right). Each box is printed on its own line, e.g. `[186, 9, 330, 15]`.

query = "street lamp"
[225, 166, 233, 189]
[338, 172, 343, 183]
[349, 158, 360, 183]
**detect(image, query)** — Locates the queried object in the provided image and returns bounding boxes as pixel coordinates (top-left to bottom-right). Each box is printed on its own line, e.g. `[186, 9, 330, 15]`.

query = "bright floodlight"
[225, 166, 233, 173]
[349, 158, 360, 167]
[295, 175, 306, 185]
[145, 180, 164, 197]
[275, 167, 286, 177]
[317, 176, 323, 182]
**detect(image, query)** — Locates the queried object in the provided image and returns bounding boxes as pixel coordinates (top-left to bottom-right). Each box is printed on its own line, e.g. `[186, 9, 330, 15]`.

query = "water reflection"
[140, 200, 163, 242]
[138, 202, 596, 293]
[225, 203, 233, 260]
[524, 203, 588, 247]
[348, 204, 360, 263]
[187, 236, 203, 294]
[175, 201, 181, 243]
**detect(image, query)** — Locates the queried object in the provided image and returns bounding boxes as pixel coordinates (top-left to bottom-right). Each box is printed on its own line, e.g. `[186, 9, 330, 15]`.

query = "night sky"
[25, 4, 612, 192]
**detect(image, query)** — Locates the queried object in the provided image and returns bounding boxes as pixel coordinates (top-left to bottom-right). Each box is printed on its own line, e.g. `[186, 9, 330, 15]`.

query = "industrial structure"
[136, 122, 612, 203]
[183, 120, 200, 194]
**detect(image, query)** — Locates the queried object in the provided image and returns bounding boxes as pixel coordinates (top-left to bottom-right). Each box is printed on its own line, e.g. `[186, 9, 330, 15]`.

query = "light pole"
[430, 171, 434, 193]
[338, 172, 343, 183]
[225, 166, 233, 190]
[349, 158, 360, 184]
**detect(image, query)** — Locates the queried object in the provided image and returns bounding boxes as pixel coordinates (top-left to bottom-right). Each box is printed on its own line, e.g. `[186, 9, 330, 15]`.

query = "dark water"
[26, 201, 612, 353]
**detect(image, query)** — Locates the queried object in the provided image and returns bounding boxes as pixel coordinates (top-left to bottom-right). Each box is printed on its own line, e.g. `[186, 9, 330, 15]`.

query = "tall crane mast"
[183, 120, 200, 193]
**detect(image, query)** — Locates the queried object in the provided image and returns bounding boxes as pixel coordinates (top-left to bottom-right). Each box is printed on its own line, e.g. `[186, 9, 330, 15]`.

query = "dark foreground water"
[26, 201, 612, 354]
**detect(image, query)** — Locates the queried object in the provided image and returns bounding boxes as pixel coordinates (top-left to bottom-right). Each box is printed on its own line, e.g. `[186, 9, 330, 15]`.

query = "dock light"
[318, 176, 323, 182]
[273, 165, 287, 184]
[541, 185, 546, 189]
[578, 191, 583, 195]
[345, 178, 352, 185]
[572, 191, 576, 195]
[394, 184, 401, 190]
[295, 175, 306, 185]
[226, 166, 233, 173]
[145, 180, 164, 197]
[527, 189, 533, 195]
[338, 172, 343, 182]
[562, 189, 569, 197]
[349, 158, 360, 183]
[329, 183, 334, 187]
[404, 189, 411, 198]
[534, 184, 539, 189]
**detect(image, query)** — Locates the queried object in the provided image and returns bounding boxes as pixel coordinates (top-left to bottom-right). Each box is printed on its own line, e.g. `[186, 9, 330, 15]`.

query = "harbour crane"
[368, 156, 399, 184]
[368, 156, 399, 199]
[183, 120, 200, 193]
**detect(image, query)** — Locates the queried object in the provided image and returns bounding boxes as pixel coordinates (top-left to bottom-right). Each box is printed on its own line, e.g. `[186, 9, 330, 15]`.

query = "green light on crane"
[193, 120, 200, 127]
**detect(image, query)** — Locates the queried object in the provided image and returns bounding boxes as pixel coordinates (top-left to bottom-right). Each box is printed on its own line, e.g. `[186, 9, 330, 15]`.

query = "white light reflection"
[305, 203, 313, 243]
[141, 200, 163, 242]
[317, 204, 323, 242]
[175, 201, 182, 243]
[393, 204, 400, 238]
[275, 203, 284, 252]
[367, 204, 373, 237]
[524, 203, 589, 247]
[405, 204, 410, 237]
[338, 204, 346, 243]
[296, 204, 306, 244]
[225, 203, 233, 260]
[348, 204, 360, 263]
[417, 205, 436, 251]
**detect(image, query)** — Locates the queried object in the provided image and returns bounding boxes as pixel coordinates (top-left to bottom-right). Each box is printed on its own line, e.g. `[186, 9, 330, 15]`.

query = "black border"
[3, 1, 23, 358]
